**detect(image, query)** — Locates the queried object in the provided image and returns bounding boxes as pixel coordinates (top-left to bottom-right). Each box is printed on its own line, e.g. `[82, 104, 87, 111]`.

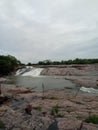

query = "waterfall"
[16, 66, 43, 77]
[22, 68, 43, 77]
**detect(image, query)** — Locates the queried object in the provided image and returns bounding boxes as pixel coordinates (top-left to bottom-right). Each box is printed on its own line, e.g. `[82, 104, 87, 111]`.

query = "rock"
[58, 118, 83, 130]
[0, 96, 10, 105]
[8, 88, 33, 95]
[25, 104, 32, 115]
[0, 84, 1, 95]
[47, 118, 59, 130]
[0, 104, 52, 130]
[83, 123, 98, 130]
[0, 77, 98, 130]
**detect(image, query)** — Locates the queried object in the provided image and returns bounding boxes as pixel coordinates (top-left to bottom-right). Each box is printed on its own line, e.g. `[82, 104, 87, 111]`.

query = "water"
[7, 67, 98, 93]
[12, 75, 76, 90]
[80, 87, 98, 94]
[14, 67, 75, 90]
[22, 68, 43, 77]
[16, 66, 43, 77]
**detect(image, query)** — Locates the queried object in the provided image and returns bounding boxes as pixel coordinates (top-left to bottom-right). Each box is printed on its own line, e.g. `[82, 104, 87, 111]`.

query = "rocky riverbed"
[41, 64, 98, 88]
[0, 64, 98, 130]
[41, 64, 98, 76]
[0, 83, 98, 130]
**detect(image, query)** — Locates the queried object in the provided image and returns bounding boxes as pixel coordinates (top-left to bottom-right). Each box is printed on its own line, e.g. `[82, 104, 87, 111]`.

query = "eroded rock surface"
[0, 84, 98, 130]
[41, 64, 98, 76]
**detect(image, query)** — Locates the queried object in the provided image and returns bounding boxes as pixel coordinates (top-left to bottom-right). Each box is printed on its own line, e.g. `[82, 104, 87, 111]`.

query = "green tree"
[0, 55, 21, 76]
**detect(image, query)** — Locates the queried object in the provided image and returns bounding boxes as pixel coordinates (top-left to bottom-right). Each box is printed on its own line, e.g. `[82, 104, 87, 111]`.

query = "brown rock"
[0, 96, 10, 105]
[0, 84, 1, 95]
[25, 104, 32, 115]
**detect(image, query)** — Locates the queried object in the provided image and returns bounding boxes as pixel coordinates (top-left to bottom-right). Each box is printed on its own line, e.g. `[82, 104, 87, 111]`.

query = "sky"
[0, 0, 98, 63]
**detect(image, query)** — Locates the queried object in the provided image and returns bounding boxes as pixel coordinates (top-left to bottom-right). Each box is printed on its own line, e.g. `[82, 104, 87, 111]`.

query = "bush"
[0, 120, 5, 128]
[50, 105, 64, 118]
[84, 115, 98, 124]
[50, 104, 59, 116]
[57, 113, 64, 118]
[34, 106, 42, 111]
[0, 55, 21, 76]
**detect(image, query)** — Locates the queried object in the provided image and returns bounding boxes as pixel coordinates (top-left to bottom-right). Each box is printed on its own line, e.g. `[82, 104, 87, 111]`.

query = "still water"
[6, 67, 98, 94]
[8, 75, 76, 90]
[7, 75, 98, 94]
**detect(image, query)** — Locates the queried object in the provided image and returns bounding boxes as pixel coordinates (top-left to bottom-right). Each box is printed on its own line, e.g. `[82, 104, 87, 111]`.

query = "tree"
[37, 58, 98, 65]
[27, 62, 32, 66]
[0, 55, 21, 76]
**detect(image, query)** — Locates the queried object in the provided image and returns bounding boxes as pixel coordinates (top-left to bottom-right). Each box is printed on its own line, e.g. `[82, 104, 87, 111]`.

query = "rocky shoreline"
[41, 64, 98, 76]
[41, 64, 98, 89]
[0, 83, 98, 130]
[0, 64, 98, 130]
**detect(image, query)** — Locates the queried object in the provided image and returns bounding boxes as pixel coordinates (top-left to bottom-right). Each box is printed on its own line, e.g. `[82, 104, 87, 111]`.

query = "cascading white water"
[80, 87, 98, 94]
[16, 68, 27, 75]
[22, 68, 43, 77]
[16, 66, 43, 77]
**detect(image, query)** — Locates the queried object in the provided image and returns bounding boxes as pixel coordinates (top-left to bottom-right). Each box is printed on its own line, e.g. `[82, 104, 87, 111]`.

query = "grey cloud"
[0, 0, 98, 63]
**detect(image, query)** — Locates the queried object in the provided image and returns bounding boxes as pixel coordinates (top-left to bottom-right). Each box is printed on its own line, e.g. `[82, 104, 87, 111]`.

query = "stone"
[25, 104, 32, 115]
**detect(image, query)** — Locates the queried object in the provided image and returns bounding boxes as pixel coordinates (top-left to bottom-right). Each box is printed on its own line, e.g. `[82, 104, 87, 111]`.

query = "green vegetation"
[50, 104, 64, 118]
[84, 115, 98, 124]
[0, 120, 5, 128]
[1, 55, 98, 75]
[34, 106, 42, 111]
[35, 58, 98, 65]
[50, 104, 59, 116]
[0, 55, 21, 76]
[57, 113, 64, 118]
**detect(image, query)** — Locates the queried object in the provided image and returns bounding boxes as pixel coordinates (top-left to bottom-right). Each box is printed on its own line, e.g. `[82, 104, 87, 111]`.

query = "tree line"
[35, 58, 98, 65]
[0, 55, 21, 76]
[1, 55, 98, 76]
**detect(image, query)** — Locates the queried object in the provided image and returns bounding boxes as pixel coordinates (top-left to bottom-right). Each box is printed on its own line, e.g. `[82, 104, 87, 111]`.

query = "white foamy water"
[16, 68, 27, 76]
[16, 66, 33, 76]
[16, 66, 43, 77]
[22, 68, 43, 77]
[80, 87, 98, 94]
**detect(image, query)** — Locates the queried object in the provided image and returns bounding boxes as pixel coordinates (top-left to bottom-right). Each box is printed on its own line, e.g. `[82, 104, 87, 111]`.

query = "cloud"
[0, 0, 98, 63]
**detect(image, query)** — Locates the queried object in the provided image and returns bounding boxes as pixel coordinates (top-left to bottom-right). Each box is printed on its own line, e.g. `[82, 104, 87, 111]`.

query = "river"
[6, 66, 98, 94]
[7, 75, 76, 90]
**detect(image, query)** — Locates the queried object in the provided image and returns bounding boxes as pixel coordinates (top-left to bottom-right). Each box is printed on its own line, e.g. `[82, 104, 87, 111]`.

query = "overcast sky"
[0, 0, 98, 63]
